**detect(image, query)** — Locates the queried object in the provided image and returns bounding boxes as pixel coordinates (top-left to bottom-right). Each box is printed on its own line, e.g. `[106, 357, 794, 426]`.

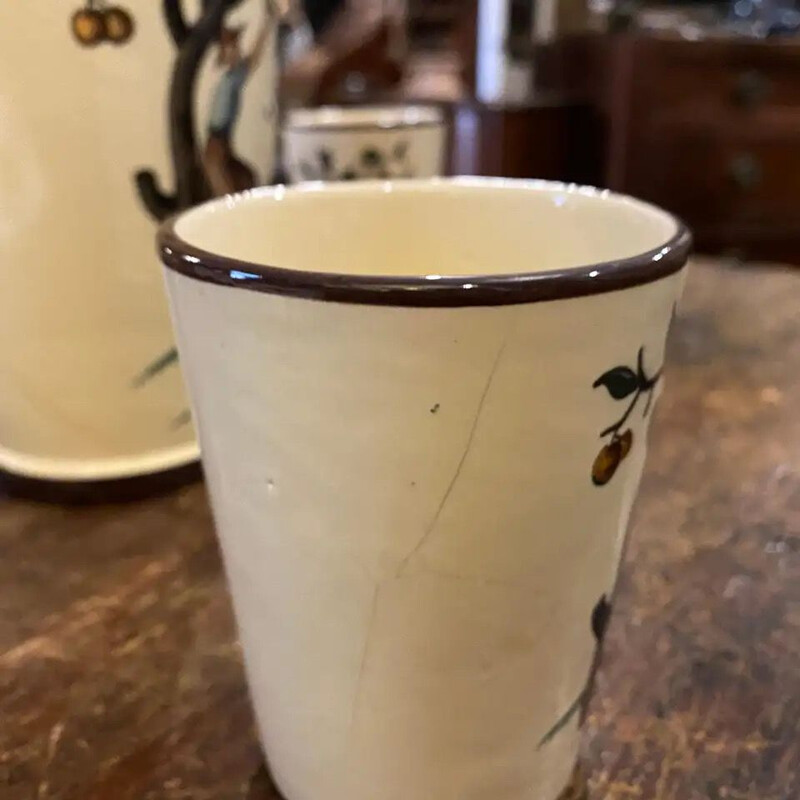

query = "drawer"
[627, 129, 800, 227]
[631, 39, 800, 118]
[694, 222, 800, 264]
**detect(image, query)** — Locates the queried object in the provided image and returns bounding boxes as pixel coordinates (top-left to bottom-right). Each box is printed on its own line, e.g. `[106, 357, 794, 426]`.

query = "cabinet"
[538, 34, 800, 262]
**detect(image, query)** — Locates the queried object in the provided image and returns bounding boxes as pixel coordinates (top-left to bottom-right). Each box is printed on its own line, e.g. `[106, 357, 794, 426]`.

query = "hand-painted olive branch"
[71, 1, 135, 47]
[591, 346, 662, 486]
[596, 346, 661, 437]
[538, 594, 612, 750]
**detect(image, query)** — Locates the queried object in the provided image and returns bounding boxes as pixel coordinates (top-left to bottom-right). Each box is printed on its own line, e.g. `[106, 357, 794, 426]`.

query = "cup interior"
[285, 104, 444, 132]
[171, 179, 682, 280]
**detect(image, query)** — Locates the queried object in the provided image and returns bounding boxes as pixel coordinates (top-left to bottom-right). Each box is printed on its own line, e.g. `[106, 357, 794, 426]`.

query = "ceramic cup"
[159, 178, 691, 800]
[281, 104, 447, 182]
[0, 0, 275, 486]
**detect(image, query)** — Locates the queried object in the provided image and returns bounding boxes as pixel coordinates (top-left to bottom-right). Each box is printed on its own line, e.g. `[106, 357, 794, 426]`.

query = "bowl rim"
[157, 177, 693, 308]
[283, 104, 445, 134]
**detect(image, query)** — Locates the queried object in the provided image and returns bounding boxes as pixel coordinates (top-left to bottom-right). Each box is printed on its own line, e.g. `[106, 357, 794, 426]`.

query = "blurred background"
[2, 3, 800, 799]
[280, 0, 800, 264]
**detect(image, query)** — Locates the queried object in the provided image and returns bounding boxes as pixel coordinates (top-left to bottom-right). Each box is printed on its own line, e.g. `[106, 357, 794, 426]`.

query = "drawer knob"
[728, 153, 762, 190]
[733, 70, 770, 108]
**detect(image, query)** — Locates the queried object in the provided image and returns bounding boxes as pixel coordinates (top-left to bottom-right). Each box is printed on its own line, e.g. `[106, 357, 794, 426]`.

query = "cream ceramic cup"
[281, 104, 447, 182]
[159, 178, 691, 800]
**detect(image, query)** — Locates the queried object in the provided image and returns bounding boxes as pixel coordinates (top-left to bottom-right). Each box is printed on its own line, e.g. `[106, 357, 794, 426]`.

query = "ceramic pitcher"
[160, 178, 691, 800]
[0, 0, 276, 485]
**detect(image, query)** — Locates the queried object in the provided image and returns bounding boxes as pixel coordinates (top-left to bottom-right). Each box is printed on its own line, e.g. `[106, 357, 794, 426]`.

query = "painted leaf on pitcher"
[592, 366, 638, 399]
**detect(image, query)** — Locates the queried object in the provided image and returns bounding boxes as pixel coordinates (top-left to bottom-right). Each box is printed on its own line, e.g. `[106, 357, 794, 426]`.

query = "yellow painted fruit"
[592, 439, 622, 486]
[104, 7, 135, 44]
[72, 9, 105, 46]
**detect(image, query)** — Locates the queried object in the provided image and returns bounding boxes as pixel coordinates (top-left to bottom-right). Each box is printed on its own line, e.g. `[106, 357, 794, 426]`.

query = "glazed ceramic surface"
[0, 0, 276, 481]
[281, 105, 446, 182]
[160, 179, 691, 800]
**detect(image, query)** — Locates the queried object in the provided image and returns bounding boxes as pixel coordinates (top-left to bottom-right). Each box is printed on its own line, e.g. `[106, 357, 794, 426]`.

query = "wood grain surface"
[2, 259, 798, 800]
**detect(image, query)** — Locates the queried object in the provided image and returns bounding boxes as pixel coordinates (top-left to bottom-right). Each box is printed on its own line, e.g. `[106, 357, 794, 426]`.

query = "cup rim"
[158, 177, 693, 308]
[283, 104, 445, 134]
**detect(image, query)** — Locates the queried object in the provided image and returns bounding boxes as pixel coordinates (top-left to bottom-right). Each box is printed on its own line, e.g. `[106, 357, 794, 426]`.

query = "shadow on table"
[245, 761, 589, 799]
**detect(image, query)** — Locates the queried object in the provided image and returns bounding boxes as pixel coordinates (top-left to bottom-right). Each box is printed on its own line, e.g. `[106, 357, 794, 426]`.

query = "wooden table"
[2, 259, 799, 800]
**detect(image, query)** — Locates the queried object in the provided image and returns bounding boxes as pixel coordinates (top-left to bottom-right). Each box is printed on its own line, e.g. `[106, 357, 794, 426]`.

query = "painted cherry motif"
[103, 6, 135, 44]
[72, 3, 105, 46]
[71, 1, 135, 47]
[591, 346, 661, 486]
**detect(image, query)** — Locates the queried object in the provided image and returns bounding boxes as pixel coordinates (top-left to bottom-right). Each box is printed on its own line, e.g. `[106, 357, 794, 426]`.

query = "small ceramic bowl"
[281, 104, 447, 183]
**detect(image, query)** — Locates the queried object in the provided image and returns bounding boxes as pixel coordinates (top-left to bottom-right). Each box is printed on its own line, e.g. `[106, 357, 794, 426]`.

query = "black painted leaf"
[593, 366, 638, 399]
[591, 595, 611, 642]
[318, 148, 333, 172]
[361, 147, 382, 167]
[340, 169, 357, 181]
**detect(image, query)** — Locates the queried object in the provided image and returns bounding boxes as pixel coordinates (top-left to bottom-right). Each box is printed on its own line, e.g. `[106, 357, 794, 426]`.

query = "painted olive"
[591, 439, 622, 486]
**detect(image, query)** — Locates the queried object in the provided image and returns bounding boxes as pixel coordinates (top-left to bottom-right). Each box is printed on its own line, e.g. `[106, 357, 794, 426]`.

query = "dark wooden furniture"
[407, 0, 464, 51]
[309, 21, 404, 104]
[328, 80, 600, 183]
[539, 34, 800, 263]
[449, 95, 602, 181]
[3, 259, 800, 798]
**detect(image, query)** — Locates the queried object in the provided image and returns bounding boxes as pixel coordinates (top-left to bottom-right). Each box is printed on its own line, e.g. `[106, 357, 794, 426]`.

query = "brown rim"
[284, 120, 445, 134]
[284, 105, 445, 135]
[0, 461, 202, 505]
[158, 179, 693, 308]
